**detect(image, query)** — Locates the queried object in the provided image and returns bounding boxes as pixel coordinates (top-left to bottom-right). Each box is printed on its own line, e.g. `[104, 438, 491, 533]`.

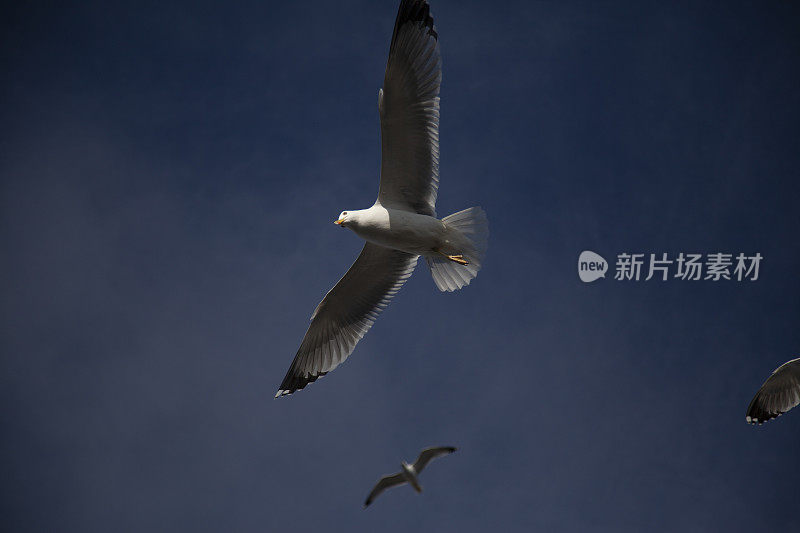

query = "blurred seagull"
[364, 446, 457, 508]
[746, 357, 800, 424]
[275, 0, 488, 397]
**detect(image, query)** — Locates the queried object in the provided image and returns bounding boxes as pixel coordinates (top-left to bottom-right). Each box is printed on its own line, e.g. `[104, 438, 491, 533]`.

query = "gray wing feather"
[276, 243, 418, 397]
[746, 357, 800, 424]
[364, 473, 406, 507]
[378, 0, 441, 217]
[412, 446, 456, 473]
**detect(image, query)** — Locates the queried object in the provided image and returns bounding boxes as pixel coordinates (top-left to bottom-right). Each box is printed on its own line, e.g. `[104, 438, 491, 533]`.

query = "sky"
[2, 1, 799, 531]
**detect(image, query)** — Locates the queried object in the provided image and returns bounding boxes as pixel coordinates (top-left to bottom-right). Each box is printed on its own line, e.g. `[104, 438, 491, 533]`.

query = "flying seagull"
[364, 446, 457, 507]
[746, 357, 800, 424]
[275, 0, 488, 397]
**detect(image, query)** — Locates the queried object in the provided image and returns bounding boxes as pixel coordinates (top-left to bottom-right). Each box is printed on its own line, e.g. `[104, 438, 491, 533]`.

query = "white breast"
[352, 205, 445, 255]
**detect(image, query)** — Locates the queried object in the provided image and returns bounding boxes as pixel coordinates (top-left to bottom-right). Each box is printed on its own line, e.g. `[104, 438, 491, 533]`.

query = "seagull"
[746, 357, 800, 424]
[364, 446, 457, 508]
[275, 0, 488, 397]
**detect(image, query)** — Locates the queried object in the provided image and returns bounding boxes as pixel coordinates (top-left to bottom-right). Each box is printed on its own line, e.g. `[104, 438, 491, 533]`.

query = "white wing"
[276, 244, 418, 397]
[364, 472, 407, 507]
[746, 357, 800, 424]
[412, 446, 456, 473]
[377, 0, 441, 217]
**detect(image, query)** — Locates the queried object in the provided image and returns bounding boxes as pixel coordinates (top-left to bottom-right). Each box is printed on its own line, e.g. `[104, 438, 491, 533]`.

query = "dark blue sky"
[2, 1, 799, 531]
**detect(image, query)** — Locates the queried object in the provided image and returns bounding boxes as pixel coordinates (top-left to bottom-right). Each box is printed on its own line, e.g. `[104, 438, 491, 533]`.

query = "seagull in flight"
[364, 446, 457, 507]
[275, 0, 488, 397]
[746, 357, 800, 424]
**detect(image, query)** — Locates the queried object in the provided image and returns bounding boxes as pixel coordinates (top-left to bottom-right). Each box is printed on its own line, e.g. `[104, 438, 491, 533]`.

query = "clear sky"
[2, 1, 799, 531]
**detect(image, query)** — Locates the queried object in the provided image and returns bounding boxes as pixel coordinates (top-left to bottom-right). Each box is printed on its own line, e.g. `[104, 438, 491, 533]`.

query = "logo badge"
[578, 251, 608, 283]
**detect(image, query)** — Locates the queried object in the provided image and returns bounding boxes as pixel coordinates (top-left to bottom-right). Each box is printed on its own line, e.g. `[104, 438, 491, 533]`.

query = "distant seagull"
[746, 357, 800, 424]
[364, 446, 457, 507]
[275, 0, 488, 397]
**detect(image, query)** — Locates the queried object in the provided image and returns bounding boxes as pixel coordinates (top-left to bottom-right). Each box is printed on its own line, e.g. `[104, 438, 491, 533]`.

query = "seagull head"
[334, 211, 351, 227]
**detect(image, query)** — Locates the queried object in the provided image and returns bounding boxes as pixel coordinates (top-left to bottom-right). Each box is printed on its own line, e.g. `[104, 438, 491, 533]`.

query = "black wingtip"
[745, 409, 782, 425]
[745, 391, 780, 425]
[275, 370, 328, 398]
[392, 0, 438, 49]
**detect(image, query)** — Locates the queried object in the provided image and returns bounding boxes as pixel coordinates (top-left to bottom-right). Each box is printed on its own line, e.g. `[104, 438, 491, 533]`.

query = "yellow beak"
[334, 218, 344, 225]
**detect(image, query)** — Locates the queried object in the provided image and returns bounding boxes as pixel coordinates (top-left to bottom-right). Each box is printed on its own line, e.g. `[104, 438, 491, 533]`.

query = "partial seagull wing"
[364, 473, 407, 507]
[746, 357, 800, 424]
[412, 446, 456, 473]
[377, 0, 441, 217]
[276, 243, 418, 397]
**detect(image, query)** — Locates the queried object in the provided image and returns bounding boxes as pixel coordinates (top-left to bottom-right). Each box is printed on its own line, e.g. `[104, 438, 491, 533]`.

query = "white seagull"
[746, 357, 800, 424]
[275, 0, 488, 397]
[364, 446, 457, 507]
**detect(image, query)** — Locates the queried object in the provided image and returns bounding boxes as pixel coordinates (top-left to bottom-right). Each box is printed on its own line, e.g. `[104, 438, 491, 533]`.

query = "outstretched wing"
[276, 243, 418, 397]
[377, 0, 441, 217]
[746, 357, 800, 424]
[364, 473, 407, 507]
[412, 446, 456, 473]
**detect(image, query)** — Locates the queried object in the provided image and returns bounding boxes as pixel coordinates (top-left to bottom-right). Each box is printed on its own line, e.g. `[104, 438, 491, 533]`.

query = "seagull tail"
[426, 207, 489, 292]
